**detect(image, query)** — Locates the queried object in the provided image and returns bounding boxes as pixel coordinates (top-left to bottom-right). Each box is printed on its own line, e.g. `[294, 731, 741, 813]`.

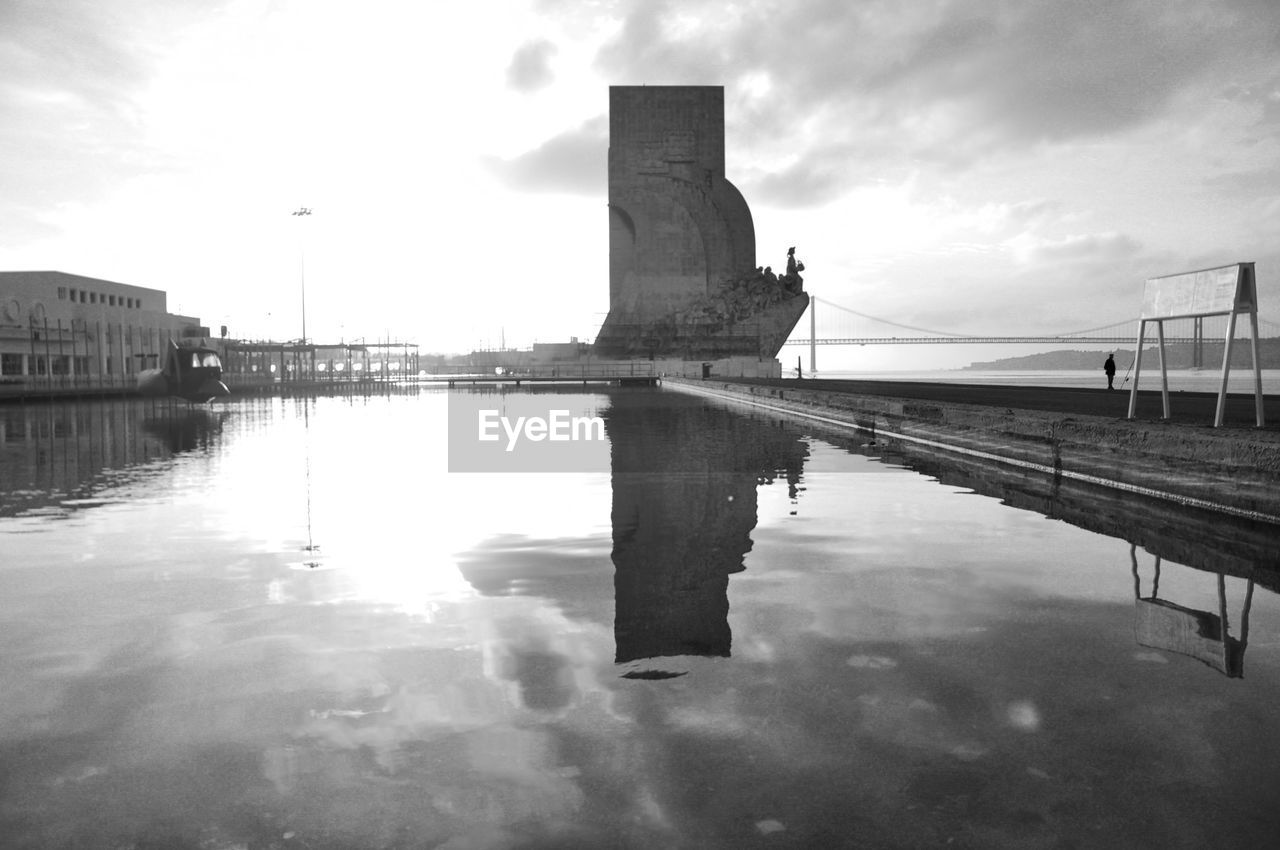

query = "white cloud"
[507, 39, 558, 93]
[482, 117, 607, 195]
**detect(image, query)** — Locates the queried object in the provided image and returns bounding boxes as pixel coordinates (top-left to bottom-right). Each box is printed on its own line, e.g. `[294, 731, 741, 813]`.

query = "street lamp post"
[291, 207, 312, 344]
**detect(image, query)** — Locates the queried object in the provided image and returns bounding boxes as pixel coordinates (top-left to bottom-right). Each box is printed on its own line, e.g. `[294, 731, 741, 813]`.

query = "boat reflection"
[603, 391, 807, 677]
[140, 408, 227, 453]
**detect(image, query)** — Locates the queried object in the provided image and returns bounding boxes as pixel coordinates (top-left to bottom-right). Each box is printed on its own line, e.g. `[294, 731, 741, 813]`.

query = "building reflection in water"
[0, 398, 227, 516]
[602, 390, 807, 676]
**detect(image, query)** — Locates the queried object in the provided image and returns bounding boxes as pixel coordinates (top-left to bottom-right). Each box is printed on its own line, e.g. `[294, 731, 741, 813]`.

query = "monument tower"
[594, 86, 809, 362]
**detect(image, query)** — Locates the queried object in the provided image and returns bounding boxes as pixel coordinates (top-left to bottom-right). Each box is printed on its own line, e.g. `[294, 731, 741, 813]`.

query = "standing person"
[1104, 353, 1117, 390]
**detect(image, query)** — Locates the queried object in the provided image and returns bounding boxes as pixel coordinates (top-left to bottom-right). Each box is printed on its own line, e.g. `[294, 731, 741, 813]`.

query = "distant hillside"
[964, 339, 1280, 370]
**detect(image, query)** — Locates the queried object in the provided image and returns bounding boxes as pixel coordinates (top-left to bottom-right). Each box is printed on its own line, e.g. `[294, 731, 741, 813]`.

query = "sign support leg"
[1248, 308, 1265, 427]
[1215, 310, 1239, 428]
[1156, 319, 1170, 420]
[1127, 319, 1146, 419]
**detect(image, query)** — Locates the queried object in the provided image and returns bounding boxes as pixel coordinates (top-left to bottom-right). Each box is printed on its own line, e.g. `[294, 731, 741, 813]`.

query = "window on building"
[1, 354, 22, 376]
[109, 295, 116, 306]
[126, 298, 133, 308]
[79, 291, 86, 303]
[90, 293, 97, 304]
[68, 288, 77, 301]
[57, 286, 67, 299]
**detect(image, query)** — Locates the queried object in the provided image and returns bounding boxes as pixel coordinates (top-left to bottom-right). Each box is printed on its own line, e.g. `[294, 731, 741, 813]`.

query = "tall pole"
[809, 295, 817, 375]
[291, 207, 312, 344]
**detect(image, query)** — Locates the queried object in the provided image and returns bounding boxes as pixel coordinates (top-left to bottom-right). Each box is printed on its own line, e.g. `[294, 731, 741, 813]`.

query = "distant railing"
[421, 362, 659, 380]
[221, 369, 411, 388]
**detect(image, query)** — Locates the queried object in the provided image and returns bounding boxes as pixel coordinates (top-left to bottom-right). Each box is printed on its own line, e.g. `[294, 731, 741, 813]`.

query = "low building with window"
[0, 271, 210, 385]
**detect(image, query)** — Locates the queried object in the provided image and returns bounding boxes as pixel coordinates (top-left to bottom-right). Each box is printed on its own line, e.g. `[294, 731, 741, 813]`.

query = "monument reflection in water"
[603, 391, 806, 675]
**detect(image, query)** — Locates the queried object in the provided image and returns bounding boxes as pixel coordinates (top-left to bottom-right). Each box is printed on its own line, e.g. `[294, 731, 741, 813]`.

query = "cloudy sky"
[3, 0, 1279, 368]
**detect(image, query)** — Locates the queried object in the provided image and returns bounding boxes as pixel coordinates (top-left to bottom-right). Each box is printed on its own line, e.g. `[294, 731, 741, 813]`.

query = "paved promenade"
[719, 377, 1280, 436]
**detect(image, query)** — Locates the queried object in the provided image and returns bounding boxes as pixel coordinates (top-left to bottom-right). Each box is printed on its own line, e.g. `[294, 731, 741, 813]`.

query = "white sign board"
[1140, 263, 1255, 319]
[1128, 261, 1264, 427]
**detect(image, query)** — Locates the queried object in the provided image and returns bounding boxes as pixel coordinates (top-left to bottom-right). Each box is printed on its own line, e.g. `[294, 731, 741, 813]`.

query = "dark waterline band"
[668, 381, 1280, 526]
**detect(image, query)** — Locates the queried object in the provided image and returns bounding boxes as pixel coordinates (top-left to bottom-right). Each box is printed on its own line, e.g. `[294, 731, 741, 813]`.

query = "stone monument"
[594, 86, 809, 360]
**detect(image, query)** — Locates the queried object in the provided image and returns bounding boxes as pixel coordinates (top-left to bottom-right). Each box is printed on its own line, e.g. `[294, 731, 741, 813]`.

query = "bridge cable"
[817, 297, 1280, 341]
[818, 298, 1138, 339]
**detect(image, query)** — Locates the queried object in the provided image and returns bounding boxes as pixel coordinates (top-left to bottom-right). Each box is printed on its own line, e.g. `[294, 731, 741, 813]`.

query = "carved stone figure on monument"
[782, 247, 805, 293]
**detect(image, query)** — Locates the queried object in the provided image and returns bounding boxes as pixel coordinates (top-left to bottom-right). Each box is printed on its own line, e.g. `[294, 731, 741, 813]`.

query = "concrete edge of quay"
[662, 376, 1280, 525]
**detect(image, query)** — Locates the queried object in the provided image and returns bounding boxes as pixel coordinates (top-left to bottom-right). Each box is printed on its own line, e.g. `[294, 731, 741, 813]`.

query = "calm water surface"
[2, 389, 1280, 849]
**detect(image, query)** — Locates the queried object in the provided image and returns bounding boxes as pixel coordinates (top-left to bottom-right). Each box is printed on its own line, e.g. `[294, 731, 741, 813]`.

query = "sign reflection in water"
[2, 388, 1280, 848]
[1132, 550, 1253, 678]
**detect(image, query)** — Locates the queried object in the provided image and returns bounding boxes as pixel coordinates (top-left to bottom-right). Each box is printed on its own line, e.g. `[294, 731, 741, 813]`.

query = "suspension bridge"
[781, 296, 1280, 347]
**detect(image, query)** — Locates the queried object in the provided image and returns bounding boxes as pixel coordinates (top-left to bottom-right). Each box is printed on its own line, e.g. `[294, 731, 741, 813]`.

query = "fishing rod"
[1119, 351, 1135, 388]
